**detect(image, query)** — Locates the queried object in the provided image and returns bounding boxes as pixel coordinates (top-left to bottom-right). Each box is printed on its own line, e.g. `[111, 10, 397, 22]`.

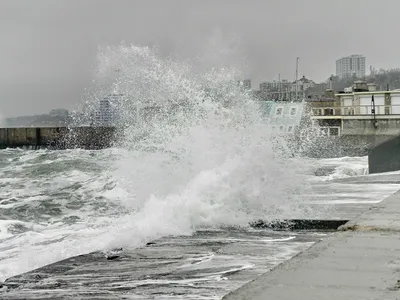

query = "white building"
[336, 54, 366, 79]
[291, 76, 316, 92]
[309, 88, 400, 137]
[94, 94, 123, 126]
[259, 76, 314, 101]
[338, 90, 400, 116]
[266, 101, 305, 134]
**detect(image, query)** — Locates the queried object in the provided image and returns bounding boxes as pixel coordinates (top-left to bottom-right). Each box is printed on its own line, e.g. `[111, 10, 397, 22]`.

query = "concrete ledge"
[251, 219, 348, 231]
[223, 189, 400, 300]
[339, 190, 400, 232]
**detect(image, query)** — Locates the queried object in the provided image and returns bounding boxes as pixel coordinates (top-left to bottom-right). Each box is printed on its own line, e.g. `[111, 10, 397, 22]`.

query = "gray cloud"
[1, 0, 399, 116]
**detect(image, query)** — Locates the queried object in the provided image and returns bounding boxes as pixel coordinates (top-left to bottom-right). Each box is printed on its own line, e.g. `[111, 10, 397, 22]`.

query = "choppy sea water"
[1, 149, 399, 299]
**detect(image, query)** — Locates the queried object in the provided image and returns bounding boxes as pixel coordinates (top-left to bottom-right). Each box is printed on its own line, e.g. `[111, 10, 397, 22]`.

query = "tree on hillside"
[368, 69, 400, 90]
[329, 69, 400, 92]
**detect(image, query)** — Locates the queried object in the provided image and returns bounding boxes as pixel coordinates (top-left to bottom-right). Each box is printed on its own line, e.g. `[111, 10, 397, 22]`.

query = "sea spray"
[0, 44, 311, 281]
[72, 44, 316, 250]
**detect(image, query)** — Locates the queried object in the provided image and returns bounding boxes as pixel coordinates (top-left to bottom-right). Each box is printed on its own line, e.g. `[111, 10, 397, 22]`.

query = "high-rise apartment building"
[94, 94, 122, 125]
[336, 54, 366, 79]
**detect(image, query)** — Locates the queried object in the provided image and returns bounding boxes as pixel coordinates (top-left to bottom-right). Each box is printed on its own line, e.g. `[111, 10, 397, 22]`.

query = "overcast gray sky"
[1, 0, 399, 117]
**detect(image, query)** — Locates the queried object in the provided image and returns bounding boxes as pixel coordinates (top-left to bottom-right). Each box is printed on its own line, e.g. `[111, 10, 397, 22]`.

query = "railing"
[310, 104, 400, 117]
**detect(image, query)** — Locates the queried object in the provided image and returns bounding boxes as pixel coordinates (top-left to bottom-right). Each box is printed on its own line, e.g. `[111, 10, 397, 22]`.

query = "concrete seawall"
[1, 126, 398, 160]
[369, 135, 400, 174]
[0, 127, 117, 150]
[222, 190, 400, 300]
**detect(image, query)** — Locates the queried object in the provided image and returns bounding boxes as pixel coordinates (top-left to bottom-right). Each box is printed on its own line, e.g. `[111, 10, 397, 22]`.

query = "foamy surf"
[1, 152, 399, 298]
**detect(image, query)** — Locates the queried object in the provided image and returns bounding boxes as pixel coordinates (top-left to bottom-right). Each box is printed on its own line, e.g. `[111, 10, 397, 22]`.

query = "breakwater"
[368, 134, 400, 174]
[0, 126, 385, 154]
[2, 126, 400, 176]
[0, 127, 117, 150]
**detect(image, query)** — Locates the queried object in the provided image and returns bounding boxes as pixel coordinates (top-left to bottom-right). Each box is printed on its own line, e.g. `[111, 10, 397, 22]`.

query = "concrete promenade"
[223, 190, 400, 300]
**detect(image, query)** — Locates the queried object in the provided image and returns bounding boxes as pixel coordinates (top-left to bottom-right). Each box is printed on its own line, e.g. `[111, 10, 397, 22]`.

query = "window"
[312, 109, 321, 116]
[320, 127, 328, 136]
[329, 128, 339, 136]
[287, 126, 293, 133]
[385, 106, 391, 115]
[279, 126, 284, 132]
[276, 107, 283, 116]
[290, 107, 297, 116]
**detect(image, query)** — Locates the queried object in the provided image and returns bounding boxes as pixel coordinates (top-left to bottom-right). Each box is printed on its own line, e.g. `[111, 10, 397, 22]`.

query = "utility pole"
[295, 57, 299, 101]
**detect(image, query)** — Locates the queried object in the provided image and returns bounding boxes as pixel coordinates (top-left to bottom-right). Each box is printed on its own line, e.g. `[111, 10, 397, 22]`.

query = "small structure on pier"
[307, 81, 400, 145]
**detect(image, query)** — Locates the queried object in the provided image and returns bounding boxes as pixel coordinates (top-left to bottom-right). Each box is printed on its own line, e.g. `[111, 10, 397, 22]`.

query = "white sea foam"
[310, 156, 368, 181]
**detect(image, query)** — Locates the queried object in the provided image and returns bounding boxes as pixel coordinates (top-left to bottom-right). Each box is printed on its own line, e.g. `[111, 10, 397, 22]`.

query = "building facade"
[309, 87, 400, 137]
[291, 76, 316, 92]
[259, 101, 305, 134]
[258, 76, 315, 101]
[94, 94, 123, 126]
[336, 54, 366, 79]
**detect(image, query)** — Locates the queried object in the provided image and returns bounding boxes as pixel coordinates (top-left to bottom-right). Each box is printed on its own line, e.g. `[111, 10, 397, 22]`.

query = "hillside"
[332, 69, 400, 91]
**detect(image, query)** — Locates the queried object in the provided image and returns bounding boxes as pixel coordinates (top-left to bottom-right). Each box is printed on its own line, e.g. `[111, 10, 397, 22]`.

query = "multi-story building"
[265, 101, 305, 134]
[259, 76, 315, 101]
[94, 94, 123, 126]
[260, 80, 291, 92]
[309, 81, 400, 138]
[291, 76, 316, 92]
[336, 54, 366, 79]
[259, 80, 291, 100]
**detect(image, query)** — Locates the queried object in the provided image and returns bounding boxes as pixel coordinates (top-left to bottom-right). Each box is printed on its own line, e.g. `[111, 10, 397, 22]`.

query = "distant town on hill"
[3, 109, 72, 128]
[3, 65, 400, 128]
[332, 68, 400, 92]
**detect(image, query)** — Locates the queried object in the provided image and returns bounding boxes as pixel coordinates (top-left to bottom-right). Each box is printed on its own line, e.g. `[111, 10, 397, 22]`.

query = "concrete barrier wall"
[1, 126, 398, 163]
[290, 134, 392, 158]
[0, 128, 7, 148]
[0, 127, 117, 150]
[368, 135, 400, 174]
[65, 127, 118, 149]
[342, 119, 400, 136]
